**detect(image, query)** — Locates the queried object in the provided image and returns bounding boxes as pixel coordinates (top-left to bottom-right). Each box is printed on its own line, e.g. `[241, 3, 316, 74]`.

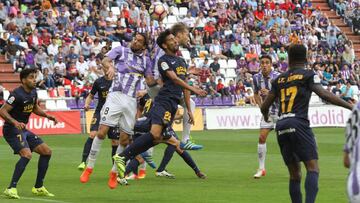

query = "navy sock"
[35, 155, 51, 188]
[156, 145, 176, 172]
[111, 145, 117, 164]
[81, 137, 93, 162]
[119, 133, 155, 162]
[289, 179, 302, 203]
[9, 157, 30, 188]
[178, 151, 200, 174]
[305, 171, 319, 203]
[125, 159, 140, 176]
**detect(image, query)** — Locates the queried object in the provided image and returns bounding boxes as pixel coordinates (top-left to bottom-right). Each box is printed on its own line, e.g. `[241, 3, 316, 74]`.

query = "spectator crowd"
[0, 0, 359, 105]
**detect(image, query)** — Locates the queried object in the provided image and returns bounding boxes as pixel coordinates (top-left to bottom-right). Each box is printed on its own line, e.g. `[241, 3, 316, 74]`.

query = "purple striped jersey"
[345, 102, 360, 196]
[253, 70, 280, 115]
[152, 43, 165, 80]
[106, 45, 153, 98]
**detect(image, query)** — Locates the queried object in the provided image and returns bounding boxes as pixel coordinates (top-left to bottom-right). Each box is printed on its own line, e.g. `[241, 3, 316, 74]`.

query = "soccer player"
[252, 55, 280, 178]
[111, 29, 207, 188]
[150, 22, 202, 148]
[80, 33, 156, 183]
[77, 64, 120, 171]
[261, 44, 353, 203]
[0, 68, 58, 199]
[344, 102, 360, 203]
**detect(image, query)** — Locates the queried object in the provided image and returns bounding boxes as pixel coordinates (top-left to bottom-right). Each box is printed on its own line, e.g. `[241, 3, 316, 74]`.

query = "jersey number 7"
[280, 86, 298, 113]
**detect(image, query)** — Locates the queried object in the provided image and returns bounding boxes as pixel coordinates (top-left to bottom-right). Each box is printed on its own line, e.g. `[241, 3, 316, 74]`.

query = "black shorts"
[134, 116, 178, 140]
[275, 118, 318, 165]
[3, 126, 44, 154]
[149, 99, 178, 127]
[90, 112, 120, 140]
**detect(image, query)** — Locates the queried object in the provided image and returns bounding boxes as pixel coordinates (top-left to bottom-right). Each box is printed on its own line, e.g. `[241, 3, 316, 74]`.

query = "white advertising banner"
[205, 106, 352, 130]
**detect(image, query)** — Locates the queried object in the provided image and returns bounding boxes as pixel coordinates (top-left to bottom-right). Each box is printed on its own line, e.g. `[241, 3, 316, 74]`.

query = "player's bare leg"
[254, 128, 271, 178]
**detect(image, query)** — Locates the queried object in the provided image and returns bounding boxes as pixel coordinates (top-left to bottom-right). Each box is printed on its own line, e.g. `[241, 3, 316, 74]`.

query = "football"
[149, 2, 168, 21]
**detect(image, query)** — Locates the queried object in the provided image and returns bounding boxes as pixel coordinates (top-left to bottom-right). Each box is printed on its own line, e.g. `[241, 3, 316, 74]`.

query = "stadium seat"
[37, 90, 49, 100]
[111, 7, 121, 16]
[224, 77, 234, 85]
[56, 100, 68, 110]
[203, 97, 213, 106]
[77, 99, 85, 109]
[224, 30, 233, 36]
[310, 95, 321, 104]
[100, 41, 106, 48]
[48, 88, 58, 98]
[170, 6, 179, 16]
[3, 90, 9, 100]
[227, 59, 237, 69]
[167, 15, 178, 24]
[112, 42, 121, 48]
[220, 68, 226, 75]
[57, 87, 65, 98]
[66, 99, 78, 109]
[179, 7, 188, 17]
[223, 96, 235, 106]
[218, 60, 228, 69]
[213, 97, 223, 106]
[193, 97, 203, 106]
[226, 69, 237, 78]
[19, 42, 29, 49]
[45, 100, 57, 110]
[181, 50, 191, 61]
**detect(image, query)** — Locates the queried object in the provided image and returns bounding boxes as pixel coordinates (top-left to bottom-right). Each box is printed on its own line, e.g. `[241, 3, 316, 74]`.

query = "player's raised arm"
[311, 83, 353, 110]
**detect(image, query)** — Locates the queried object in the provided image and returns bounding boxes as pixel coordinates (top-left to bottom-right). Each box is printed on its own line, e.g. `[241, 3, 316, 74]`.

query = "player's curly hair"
[20, 68, 37, 81]
[170, 23, 188, 35]
[156, 29, 172, 50]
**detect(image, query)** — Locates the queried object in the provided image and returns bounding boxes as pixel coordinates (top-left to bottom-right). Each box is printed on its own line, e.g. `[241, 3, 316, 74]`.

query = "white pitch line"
[1, 195, 71, 203]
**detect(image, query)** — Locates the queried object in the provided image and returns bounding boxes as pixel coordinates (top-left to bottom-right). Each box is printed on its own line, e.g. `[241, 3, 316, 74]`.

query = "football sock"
[87, 136, 104, 168]
[289, 179, 302, 203]
[305, 171, 319, 203]
[181, 99, 195, 142]
[178, 151, 200, 174]
[9, 157, 30, 188]
[258, 143, 267, 169]
[119, 133, 155, 162]
[81, 137, 93, 163]
[140, 147, 153, 170]
[111, 145, 117, 163]
[125, 159, 140, 176]
[35, 155, 51, 188]
[156, 145, 176, 172]
[111, 144, 126, 172]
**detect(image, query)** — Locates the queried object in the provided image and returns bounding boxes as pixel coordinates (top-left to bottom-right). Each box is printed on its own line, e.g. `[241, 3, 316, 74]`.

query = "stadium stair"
[0, 55, 20, 91]
[312, 0, 360, 59]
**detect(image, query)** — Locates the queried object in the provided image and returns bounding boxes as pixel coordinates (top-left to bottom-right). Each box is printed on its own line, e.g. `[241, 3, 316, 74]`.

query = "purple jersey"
[152, 43, 165, 80]
[253, 70, 280, 115]
[106, 45, 152, 98]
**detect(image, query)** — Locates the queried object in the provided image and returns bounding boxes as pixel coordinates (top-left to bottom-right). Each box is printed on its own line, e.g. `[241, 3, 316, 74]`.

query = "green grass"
[0, 128, 349, 203]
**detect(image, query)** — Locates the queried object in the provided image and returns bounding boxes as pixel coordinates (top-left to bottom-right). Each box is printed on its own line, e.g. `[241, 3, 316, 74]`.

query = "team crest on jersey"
[102, 117, 106, 121]
[161, 62, 169, 71]
[313, 75, 321, 84]
[7, 96, 15, 104]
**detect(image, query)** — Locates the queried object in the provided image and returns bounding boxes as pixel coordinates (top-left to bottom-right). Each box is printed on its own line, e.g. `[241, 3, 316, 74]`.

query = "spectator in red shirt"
[265, 0, 276, 10]
[204, 21, 216, 36]
[216, 78, 229, 97]
[254, 5, 265, 21]
[281, 0, 295, 11]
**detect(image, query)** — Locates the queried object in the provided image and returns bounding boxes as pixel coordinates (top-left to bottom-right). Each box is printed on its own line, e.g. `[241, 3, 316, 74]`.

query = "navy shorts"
[275, 118, 318, 165]
[3, 126, 44, 154]
[90, 112, 119, 139]
[149, 99, 178, 127]
[134, 116, 178, 140]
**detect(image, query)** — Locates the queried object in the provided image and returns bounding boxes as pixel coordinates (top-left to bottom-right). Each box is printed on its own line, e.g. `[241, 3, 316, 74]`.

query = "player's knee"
[258, 135, 267, 143]
[97, 126, 109, 139]
[111, 139, 119, 146]
[290, 172, 302, 180]
[89, 132, 97, 139]
[20, 150, 32, 159]
[42, 148, 52, 156]
[151, 132, 162, 140]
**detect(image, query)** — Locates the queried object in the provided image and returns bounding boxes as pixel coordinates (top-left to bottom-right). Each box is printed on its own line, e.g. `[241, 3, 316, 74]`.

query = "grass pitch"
[0, 128, 348, 203]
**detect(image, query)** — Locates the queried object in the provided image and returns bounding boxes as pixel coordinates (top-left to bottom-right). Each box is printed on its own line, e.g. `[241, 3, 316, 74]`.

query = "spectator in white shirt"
[182, 12, 195, 28]
[53, 56, 66, 76]
[76, 55, 89, 77]
[47, 39, 59, 56]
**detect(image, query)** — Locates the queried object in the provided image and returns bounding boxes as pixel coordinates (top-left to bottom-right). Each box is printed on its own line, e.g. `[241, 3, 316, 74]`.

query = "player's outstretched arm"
[0, 104, 25, 129]
[165, 70, 207, 97]
[260, 92, 276, 122]
[33, 104, 58, 124]
[311, 84, 353, 110]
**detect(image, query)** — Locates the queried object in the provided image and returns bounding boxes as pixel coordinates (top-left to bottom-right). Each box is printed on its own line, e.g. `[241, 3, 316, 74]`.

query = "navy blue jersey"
[270, 68, 320, 121]
[4, 86, 37, 126]
[90, 77, 112, 112]
[157, 54, 187, 102]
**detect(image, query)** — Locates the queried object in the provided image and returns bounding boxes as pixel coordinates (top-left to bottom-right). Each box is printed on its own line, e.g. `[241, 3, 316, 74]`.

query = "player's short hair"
[157, 29, 172, 50]
[260, 55, 272, 63]
[288, 44, 307, 64]
[20, 68, 37, 81]
[170, 23, 188, 35]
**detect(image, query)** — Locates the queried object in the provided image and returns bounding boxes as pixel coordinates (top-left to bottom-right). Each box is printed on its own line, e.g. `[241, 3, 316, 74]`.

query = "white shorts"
[260, 115, 278, 129]
[99, 91, 137, 135]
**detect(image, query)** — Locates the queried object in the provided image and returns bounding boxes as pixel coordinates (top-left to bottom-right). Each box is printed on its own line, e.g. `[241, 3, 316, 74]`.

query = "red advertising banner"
[0, 111, 81, 136]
